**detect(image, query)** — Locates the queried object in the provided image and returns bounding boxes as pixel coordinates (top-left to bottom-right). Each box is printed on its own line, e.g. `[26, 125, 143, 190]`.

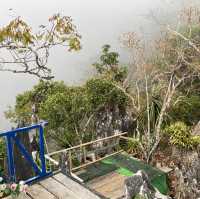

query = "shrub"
[191, 136, 200, 147]
[165, 122, 193, 149]
[121, 138, 140, 154]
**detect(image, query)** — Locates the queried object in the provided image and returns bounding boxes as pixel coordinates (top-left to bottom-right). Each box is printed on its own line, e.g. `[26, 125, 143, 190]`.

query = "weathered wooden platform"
[7, 173, 101, 199]
[87, 171, 127, 199]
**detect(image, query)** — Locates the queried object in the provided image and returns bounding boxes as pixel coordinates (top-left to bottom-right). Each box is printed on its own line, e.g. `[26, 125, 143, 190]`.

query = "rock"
[192, 121, 200, 136]
[174, 155, 200, 199]
[124, 170, 170, 199]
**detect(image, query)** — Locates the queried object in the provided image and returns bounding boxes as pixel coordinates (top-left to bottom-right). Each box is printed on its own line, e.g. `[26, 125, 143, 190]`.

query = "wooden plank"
[96, 178, 124, 194]
[87, 172, 122, 189]
[105, 188, 125, 199]
[93, 175, 125, 193]
[28, 184, 56, 199]
[87, 172, 126, 199]
[39, 177, 78, 199]
[53, 173, 101, 199]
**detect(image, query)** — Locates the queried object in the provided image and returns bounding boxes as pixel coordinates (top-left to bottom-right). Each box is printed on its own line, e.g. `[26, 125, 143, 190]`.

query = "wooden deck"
[87, 172, 127, 199]
[7, 173, 101, 199]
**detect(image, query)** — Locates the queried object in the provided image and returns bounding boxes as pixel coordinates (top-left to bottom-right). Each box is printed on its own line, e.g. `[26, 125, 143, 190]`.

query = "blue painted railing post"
[6, 135, 16, 182]
[39, 125, 47, 174]
[0, 122, 52, 184]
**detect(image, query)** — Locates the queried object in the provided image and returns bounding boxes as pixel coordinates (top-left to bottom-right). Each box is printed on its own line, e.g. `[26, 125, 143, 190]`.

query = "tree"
[0, 14, 81, 79]
[0, 13, 81, 180]
[119, 7, 200, 163]
[5, 78, 129, 148]
[4, 43, 131, 153]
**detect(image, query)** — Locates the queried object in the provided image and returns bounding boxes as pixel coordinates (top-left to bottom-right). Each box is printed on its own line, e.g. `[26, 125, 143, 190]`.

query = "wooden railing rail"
[48, 132, 127, 156]
[46, 132, 128, 175]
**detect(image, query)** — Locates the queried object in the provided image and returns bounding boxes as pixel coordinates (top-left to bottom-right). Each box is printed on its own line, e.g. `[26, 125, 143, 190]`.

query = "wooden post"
[68, 150, 72, 174]
[83, 147, 86, 163]
[59, 152, 67, 175]
[72, 150, 123, 172]
[45, 132, 128, 175]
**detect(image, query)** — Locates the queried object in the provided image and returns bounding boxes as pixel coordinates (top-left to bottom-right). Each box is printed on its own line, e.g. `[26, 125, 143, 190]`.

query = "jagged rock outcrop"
[174, 155, 200, 199]
[124, 170, 170, 199]
[172, 121, 200, 198]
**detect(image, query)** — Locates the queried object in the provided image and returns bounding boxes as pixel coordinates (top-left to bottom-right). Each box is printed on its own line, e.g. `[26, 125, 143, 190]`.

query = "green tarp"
[77, 153, 169, 195]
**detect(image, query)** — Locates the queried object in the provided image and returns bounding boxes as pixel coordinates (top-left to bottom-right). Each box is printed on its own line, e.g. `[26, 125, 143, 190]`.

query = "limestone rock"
[192, 121, 200, 136]
[124, 170, 170, 199]
[174, 155, 200, 199]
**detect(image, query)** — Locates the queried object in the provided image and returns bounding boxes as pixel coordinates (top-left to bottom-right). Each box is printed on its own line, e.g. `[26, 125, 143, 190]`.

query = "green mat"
[116, 167, 134, 176]
[77, 153, 169, 195]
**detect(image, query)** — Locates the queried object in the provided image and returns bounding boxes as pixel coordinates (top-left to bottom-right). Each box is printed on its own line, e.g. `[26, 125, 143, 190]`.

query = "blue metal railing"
[0, 122, 52, 184]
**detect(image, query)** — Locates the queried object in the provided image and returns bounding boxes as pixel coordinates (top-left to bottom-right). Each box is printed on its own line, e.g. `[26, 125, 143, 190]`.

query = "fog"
[0, 0, 199, 130]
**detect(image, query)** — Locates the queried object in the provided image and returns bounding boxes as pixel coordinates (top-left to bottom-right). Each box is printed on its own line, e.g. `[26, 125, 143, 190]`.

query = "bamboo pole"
[45, 155, 59, 166]
[120, 136, 135, 141]
[48, 132, 127, 156]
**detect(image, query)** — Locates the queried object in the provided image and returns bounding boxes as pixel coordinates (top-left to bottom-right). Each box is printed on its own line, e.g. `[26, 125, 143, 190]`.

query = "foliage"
[123, 138, 140, 155]
[0, 14, 81, 79]
[165, 122, 196, 149]
[86, 78, 129, 109]
[119, 9, 200, 162]
[6, 77, 129, 148]
[5, 80, 66, 124]
[191, 135, 200, 147]
[4, 44, 132, 149]
[170, 95, 200, 125]
[137, 96, 163, 134]
[93, 44, 128, 83]
[40, 86, 92, 146]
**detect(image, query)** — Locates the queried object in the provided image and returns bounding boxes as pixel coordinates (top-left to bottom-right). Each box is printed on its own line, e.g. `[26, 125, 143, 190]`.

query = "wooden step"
[53, 173, 101, 199]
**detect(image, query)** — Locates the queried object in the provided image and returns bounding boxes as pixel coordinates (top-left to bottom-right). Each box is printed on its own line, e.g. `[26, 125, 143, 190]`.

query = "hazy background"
[0, 0, 199, 130]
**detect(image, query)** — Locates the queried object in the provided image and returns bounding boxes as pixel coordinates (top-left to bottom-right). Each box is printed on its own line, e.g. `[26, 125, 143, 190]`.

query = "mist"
[0, 0, 199, 130]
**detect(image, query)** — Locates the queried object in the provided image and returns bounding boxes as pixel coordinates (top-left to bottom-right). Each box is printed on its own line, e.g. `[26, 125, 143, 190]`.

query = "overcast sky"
[0, 0, 199, 131]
